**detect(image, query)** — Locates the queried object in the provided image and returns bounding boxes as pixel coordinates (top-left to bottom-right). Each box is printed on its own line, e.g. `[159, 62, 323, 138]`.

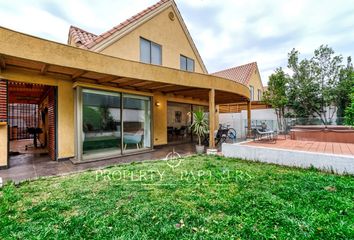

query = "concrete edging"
[222, 143, 354, 175]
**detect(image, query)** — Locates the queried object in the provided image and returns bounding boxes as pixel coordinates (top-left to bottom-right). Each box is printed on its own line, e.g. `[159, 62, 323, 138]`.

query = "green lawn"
[1, 155, 353, 239]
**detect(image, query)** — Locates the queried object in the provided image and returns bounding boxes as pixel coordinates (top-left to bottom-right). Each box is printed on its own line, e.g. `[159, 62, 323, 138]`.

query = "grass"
[0, 155, 353, 239]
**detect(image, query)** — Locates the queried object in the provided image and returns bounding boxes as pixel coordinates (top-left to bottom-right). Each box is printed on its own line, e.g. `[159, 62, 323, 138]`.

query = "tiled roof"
[212, 62, 258, 86]
[68, 26, 97, 46]
[66, 0, 207, 73]
[81, 0, 170, 49]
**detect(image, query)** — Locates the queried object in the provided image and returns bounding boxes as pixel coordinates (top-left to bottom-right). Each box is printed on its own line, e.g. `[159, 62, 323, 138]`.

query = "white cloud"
[0, 0, 353, 85]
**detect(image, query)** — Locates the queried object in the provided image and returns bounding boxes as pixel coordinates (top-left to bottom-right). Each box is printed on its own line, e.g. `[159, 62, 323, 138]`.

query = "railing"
[242, 117, 349, 137]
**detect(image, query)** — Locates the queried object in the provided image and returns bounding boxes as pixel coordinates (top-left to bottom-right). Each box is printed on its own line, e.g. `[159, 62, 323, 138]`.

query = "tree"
[287, 45, 343, 125]
[344, 75, 354, 126]
[287, 49, 319, 120]
[263, 68, 289, 131]
[336, 57, 353, 123]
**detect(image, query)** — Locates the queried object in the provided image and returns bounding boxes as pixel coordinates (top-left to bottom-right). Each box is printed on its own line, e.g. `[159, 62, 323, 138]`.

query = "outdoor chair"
[255, 128, 277, 143]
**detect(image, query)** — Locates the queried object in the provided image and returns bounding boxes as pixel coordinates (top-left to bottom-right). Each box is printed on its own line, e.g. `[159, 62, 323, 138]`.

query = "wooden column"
[247, 100, 251, 137]
[209, 89, 215, 148]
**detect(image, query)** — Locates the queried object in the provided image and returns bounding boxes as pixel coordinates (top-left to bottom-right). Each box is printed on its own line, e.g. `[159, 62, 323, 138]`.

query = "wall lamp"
[155, 101, 161, 107]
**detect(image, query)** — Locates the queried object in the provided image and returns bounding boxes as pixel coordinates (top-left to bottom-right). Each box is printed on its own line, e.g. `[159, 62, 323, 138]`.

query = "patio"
[243, 139, 354, 156]
[223, 139, 354, 174]
[0, 143, 196, 184]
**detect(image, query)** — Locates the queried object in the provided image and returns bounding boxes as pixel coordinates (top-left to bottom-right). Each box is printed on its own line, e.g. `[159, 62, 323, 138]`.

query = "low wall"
[222, 143, 354, 175]
[290, 125, 354, 144]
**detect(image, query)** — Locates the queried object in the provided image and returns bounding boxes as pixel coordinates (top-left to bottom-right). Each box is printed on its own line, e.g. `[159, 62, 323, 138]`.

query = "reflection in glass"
[82, 89, 121, 155]
[123, 94, 151, 152]
[167, 102, 193, 144]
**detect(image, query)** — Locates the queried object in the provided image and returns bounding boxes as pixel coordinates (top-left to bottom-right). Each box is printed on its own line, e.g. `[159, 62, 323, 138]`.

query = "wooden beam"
[163, 87, 200, 94]
[247, 101, 251, 137]
[118, 79, 143, 87]
[130, 81, 152, 87]
[149, 84, 173, 90]
[40, 63, 49, 75]
[112, 77, 132, 83]
[209, 89, 215, 148]
[71, 70, 87, 80]
[97, 76, 121, 83]
[0, 55, 5, 70]
[137, 82, 167, 89]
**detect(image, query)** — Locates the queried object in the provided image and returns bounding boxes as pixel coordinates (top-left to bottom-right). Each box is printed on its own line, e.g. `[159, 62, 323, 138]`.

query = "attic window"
[180, 55, 194, 72]
[140, 37, 162, 65]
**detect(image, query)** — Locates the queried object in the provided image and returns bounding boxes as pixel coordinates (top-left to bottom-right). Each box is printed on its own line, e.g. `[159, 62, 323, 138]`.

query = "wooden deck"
[243, 139, 354, 156]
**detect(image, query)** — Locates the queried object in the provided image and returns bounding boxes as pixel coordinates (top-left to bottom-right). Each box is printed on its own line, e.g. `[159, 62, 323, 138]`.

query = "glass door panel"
[82, 89, 121, 156]
[167, 102, 193, 144]
[123, 94, 151, 153]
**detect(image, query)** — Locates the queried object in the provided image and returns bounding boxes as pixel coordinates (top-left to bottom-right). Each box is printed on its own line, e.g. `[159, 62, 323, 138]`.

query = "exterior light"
[155, 101, 161, 107]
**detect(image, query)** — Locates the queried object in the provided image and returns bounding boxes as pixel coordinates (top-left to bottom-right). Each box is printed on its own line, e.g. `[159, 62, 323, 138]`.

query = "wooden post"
[215, 105, 219, 129]
[209, 89, 215, 148]
[247, 100, 251, 138]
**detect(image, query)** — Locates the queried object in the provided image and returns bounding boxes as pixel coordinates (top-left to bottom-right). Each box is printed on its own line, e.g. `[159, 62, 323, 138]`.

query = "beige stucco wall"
[100, 6, 206, 74]
[0, 124, 8, 168]
[248, 69, 264, 101]
[57, 80, 75, 159]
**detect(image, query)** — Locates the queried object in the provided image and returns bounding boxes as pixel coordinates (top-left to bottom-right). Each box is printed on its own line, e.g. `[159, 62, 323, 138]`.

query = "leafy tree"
[263, 68, 289, 131]
[287, 49, 319, 120]
[83, 106, 101, 132]
[336, 57, 353, 123]
[344, 75, 354, 126]
[287, 45, 343, 125]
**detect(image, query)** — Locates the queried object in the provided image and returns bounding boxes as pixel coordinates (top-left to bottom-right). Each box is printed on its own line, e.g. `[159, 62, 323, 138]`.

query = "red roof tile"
[212, 62, 258, 86]
[68, 26, 97, 46]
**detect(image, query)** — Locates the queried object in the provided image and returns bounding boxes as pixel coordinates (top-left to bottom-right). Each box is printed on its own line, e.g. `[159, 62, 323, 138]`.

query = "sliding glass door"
[123, 94, 151, 153]
[77, 88, 152, 160]
[82, 89, 121, 157]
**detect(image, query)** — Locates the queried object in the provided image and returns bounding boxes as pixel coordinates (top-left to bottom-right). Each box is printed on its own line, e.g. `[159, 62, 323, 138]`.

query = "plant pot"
[195, 144, 205, 154]
[206, 148, 218, 155]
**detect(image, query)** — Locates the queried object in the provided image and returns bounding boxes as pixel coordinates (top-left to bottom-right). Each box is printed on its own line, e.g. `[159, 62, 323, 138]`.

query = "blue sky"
[1, 0, 353, 85]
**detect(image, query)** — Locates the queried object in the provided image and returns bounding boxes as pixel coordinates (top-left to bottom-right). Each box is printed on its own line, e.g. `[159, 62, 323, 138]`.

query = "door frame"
[6, 80, 58, 166]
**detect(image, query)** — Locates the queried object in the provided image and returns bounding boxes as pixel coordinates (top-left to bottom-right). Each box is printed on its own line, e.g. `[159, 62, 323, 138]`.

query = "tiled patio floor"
[0, 143, 196, 184]
[243, 139, 354, 156]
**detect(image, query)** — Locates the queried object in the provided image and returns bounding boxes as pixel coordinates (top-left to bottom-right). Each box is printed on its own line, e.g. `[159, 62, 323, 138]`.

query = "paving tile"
[244, 139, 354, 157]
[0, 143, 196, 184]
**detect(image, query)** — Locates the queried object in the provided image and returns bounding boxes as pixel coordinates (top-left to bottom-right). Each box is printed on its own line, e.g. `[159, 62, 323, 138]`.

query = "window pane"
[187, 58, 194, 72]
[140, 38, 150, 64]
[123, 94, 151, 152]
[151, 42, 162, 65]
[82, 89, 121, 156]
[249, 86, 254, 101]
[180, 55, 187, 70]
[258, 89, 262, 100]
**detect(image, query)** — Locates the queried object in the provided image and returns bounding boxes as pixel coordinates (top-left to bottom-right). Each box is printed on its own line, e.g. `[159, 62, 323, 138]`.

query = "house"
[213, 62, 264, 102]
[0, 0, 251, 169]
[213, 63, 273, 137]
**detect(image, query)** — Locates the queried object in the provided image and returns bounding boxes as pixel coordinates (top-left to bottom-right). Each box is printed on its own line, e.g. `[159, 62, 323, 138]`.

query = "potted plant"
[190, 109, 208, 154]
